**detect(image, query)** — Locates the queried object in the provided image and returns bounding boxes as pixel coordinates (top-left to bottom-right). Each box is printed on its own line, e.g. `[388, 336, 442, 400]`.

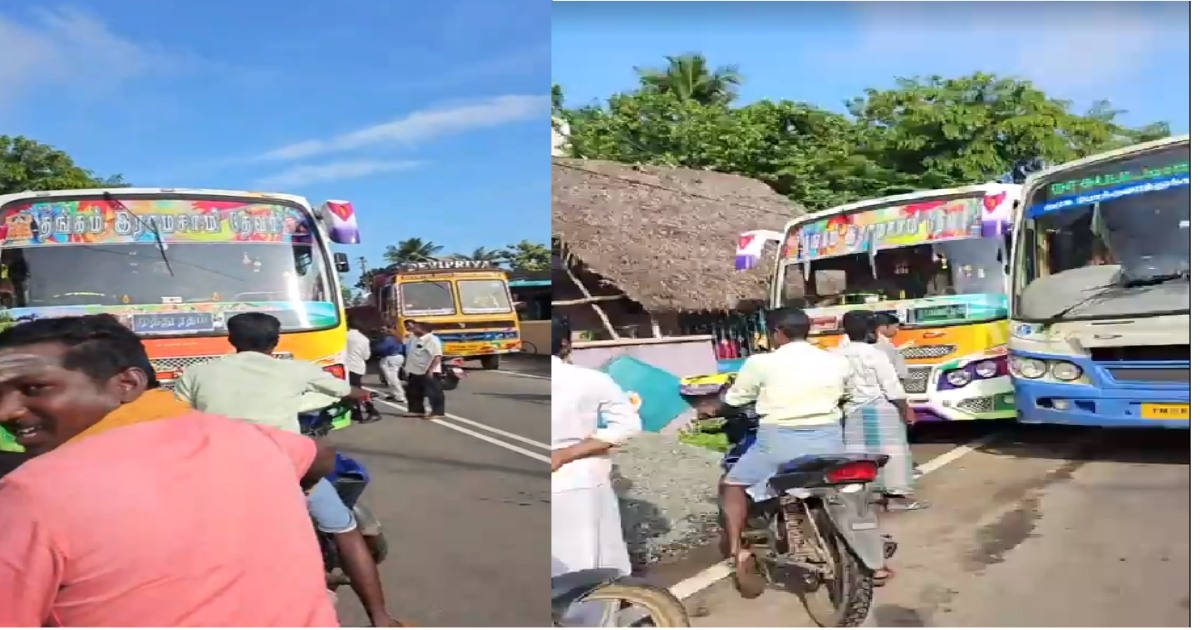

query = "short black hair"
[0, 314, 158, 387]
[226, 312, 281, 352]
[873, 312, 901, 328]
[765, 307, 810, 341]
[550, 311, 570, 355]
[843, 310, 876, 342]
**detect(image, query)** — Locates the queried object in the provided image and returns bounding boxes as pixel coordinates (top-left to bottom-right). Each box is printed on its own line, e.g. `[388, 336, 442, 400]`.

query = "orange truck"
[0, 188, 362, 436]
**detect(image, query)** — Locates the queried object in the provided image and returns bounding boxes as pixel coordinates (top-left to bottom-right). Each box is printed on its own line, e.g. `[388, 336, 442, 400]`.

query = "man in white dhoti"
[550, 314, 642, 578]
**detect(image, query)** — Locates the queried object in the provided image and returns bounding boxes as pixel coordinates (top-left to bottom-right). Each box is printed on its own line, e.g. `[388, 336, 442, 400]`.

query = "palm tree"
[635, 53, 742, 106]
[383, 238, 443, 265]
[453, 246, 506, 265]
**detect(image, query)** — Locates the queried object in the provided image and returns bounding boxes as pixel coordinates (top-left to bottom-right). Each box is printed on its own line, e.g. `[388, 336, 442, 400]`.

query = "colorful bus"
[372, 259, 520, 369]
[752, 183, 1023, 422]
[0, 188, 360, 429]
[1008, 136, 1189, 428]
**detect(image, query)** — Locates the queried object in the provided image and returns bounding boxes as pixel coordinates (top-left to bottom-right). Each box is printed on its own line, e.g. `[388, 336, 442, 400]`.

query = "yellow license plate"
[1141, 403, 1189, 420]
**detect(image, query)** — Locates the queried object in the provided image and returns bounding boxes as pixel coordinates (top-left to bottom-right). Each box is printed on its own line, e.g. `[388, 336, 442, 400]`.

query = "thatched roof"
[552, 158, 802, 313]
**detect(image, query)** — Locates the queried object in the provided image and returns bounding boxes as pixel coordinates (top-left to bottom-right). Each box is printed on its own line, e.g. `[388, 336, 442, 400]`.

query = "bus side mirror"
[334, 252, 351, 273]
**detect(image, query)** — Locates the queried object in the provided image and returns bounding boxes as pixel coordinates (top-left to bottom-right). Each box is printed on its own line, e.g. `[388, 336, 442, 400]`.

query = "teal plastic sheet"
[599, 355, 691, 433]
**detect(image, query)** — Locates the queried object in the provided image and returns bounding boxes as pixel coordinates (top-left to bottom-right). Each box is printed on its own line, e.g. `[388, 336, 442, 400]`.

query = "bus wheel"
[480, 355, 501, 370]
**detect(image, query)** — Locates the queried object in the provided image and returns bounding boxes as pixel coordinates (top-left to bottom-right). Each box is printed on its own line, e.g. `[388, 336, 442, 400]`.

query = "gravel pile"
[611, 432, 725, 566]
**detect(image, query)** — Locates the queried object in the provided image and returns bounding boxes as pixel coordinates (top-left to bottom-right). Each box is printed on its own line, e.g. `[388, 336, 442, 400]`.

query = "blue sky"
[553, 2, 1190, 133]
[0, 1, 549, 274]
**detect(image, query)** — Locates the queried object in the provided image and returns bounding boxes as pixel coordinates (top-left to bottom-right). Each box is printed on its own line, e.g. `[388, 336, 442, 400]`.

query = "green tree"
[845, 73, 1171, 189]
[0, 136, 127, 194]
[502, 240, 551, 271]
[635, 53, 742, 106]
[453, 246, 507, 265]
[383, 238, 443, 265]
[562, 69, 1171, 210]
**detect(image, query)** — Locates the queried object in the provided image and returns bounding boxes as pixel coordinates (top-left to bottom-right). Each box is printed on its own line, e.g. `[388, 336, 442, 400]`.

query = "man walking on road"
[550, 313, 641, 579]
[347, 315, 383, 424]
[374, 326, 407, 404]
[402, 321, 445, 419]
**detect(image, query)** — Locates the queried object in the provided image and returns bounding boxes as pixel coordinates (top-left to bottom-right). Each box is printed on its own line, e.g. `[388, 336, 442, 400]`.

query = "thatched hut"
[552, 158, 802, 340]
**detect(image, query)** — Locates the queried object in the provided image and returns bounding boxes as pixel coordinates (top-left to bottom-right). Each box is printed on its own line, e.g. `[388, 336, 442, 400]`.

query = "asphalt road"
[327, 358, 550, 627]
[653, 423, 1191, 627]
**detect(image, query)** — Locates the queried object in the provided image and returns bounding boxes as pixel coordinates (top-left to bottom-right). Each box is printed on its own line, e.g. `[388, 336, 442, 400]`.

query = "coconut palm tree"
[383, 238, 443, 265]
[452, 246, 506, 265]
[635, 53, 742, 106]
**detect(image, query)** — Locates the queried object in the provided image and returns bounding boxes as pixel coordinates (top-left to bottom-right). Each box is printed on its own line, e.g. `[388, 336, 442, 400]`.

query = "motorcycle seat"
[776, 452, 890, 474]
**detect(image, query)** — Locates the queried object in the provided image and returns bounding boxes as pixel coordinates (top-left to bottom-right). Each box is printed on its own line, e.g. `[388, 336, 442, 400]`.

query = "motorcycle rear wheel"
[575, 582, 690, 627]
[797, 508, 874, 627]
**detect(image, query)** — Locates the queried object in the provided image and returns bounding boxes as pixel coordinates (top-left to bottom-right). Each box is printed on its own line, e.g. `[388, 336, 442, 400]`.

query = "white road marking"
[915, 431, 1007, 475]
[368, 393, 550, 464]
[364, 385, 551, 450]
[492, 369, 551, 380]
[664, 429, 1007, 601]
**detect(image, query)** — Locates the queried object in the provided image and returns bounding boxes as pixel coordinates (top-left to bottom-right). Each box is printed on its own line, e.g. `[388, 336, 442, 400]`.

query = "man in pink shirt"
[0, 314, 340, 627]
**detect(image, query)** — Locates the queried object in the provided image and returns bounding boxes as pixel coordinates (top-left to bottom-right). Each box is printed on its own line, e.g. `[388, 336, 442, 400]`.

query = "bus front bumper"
[1013, 379, 1190, 428]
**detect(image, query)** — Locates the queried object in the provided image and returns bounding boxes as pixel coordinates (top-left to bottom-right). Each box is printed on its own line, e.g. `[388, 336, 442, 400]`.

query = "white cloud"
[253, 159, 423, 189]
[850, 3, 1180, 92]
[0, 8, 168, 104]
[258, 94, 547, 161]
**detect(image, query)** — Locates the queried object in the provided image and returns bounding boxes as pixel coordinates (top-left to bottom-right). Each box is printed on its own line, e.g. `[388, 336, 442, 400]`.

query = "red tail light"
[323, 364, 347, 379]
[826, 461, 878, 484]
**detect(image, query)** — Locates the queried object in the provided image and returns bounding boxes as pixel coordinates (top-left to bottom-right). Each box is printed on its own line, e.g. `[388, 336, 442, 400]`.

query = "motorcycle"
[551, 569, 689, 627]
[440, 357, 466, 391]
[298, 401, 389, 590]
[680, 374, 897, 628]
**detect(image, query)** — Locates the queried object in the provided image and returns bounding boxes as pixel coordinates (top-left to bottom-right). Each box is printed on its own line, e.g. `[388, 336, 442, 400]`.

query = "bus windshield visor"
[1015, 144, 1189, 318]
[400, 281, 456, 316]
[457, 279, 513, 315]
[0, 197, 339, 335]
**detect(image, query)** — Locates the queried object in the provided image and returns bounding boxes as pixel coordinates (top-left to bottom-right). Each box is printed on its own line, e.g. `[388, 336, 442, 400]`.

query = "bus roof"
[0, 187, 314, 208]
[1020, 134, 1190, 189]
[780, 181, 1022, 234]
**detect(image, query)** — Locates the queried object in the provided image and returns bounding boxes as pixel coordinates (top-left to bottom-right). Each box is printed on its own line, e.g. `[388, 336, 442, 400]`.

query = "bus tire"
[480, 355, 501, 370]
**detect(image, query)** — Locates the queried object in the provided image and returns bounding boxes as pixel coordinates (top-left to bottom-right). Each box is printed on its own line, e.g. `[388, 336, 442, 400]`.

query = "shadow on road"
[474, 390, 551, 405]
[978, 425, 1189, 466]
[334, 443, 547, 479]
[612, 466, 674, 569]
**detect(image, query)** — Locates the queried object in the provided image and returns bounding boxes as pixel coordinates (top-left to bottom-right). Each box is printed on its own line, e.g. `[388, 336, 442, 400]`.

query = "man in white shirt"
[346, 315, 382, 424]
[402, 321, 446, 418]
[550, 314, 641, 579]
[716, 307, 851, 597]
[872, 312, 909, 380]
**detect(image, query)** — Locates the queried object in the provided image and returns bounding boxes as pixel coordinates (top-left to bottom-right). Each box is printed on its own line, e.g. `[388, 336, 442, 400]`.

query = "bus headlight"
[1012, 357, 1047, 379]
[974, 360, 999, 379]
[1050, 362, 1082, 382]
[945, 369, 972, 387]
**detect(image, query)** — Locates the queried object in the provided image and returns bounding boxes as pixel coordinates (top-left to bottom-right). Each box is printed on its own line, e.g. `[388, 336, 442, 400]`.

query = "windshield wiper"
[103, 192, 174, 277]
[1121, 270, 1189, 288]
[1043, 270, 1188, 321]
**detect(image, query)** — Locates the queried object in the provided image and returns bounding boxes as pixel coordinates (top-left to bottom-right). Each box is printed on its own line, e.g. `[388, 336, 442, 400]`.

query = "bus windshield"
[1015, 144, 1189, 320]
[0, 197, 339, 334]
[781, 237, 1008, 307]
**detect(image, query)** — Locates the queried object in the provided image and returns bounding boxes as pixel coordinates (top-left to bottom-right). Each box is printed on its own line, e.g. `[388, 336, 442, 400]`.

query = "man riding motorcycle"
[708, 307, 853, 597]
[174, 312, 402, 626]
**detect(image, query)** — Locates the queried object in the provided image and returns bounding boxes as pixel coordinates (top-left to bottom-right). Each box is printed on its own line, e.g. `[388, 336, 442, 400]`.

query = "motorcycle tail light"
[826, 461, 878, 484]
[324, 364, 347, 379]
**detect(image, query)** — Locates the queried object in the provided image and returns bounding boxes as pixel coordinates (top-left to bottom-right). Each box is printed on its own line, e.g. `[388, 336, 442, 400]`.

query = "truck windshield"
[457, 279, 513, 315]
[399, 281, 456, 316]
[1015, 144, 1189, 318]
[0, 197, 339, 334]
[781, 237, 1008, 307]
